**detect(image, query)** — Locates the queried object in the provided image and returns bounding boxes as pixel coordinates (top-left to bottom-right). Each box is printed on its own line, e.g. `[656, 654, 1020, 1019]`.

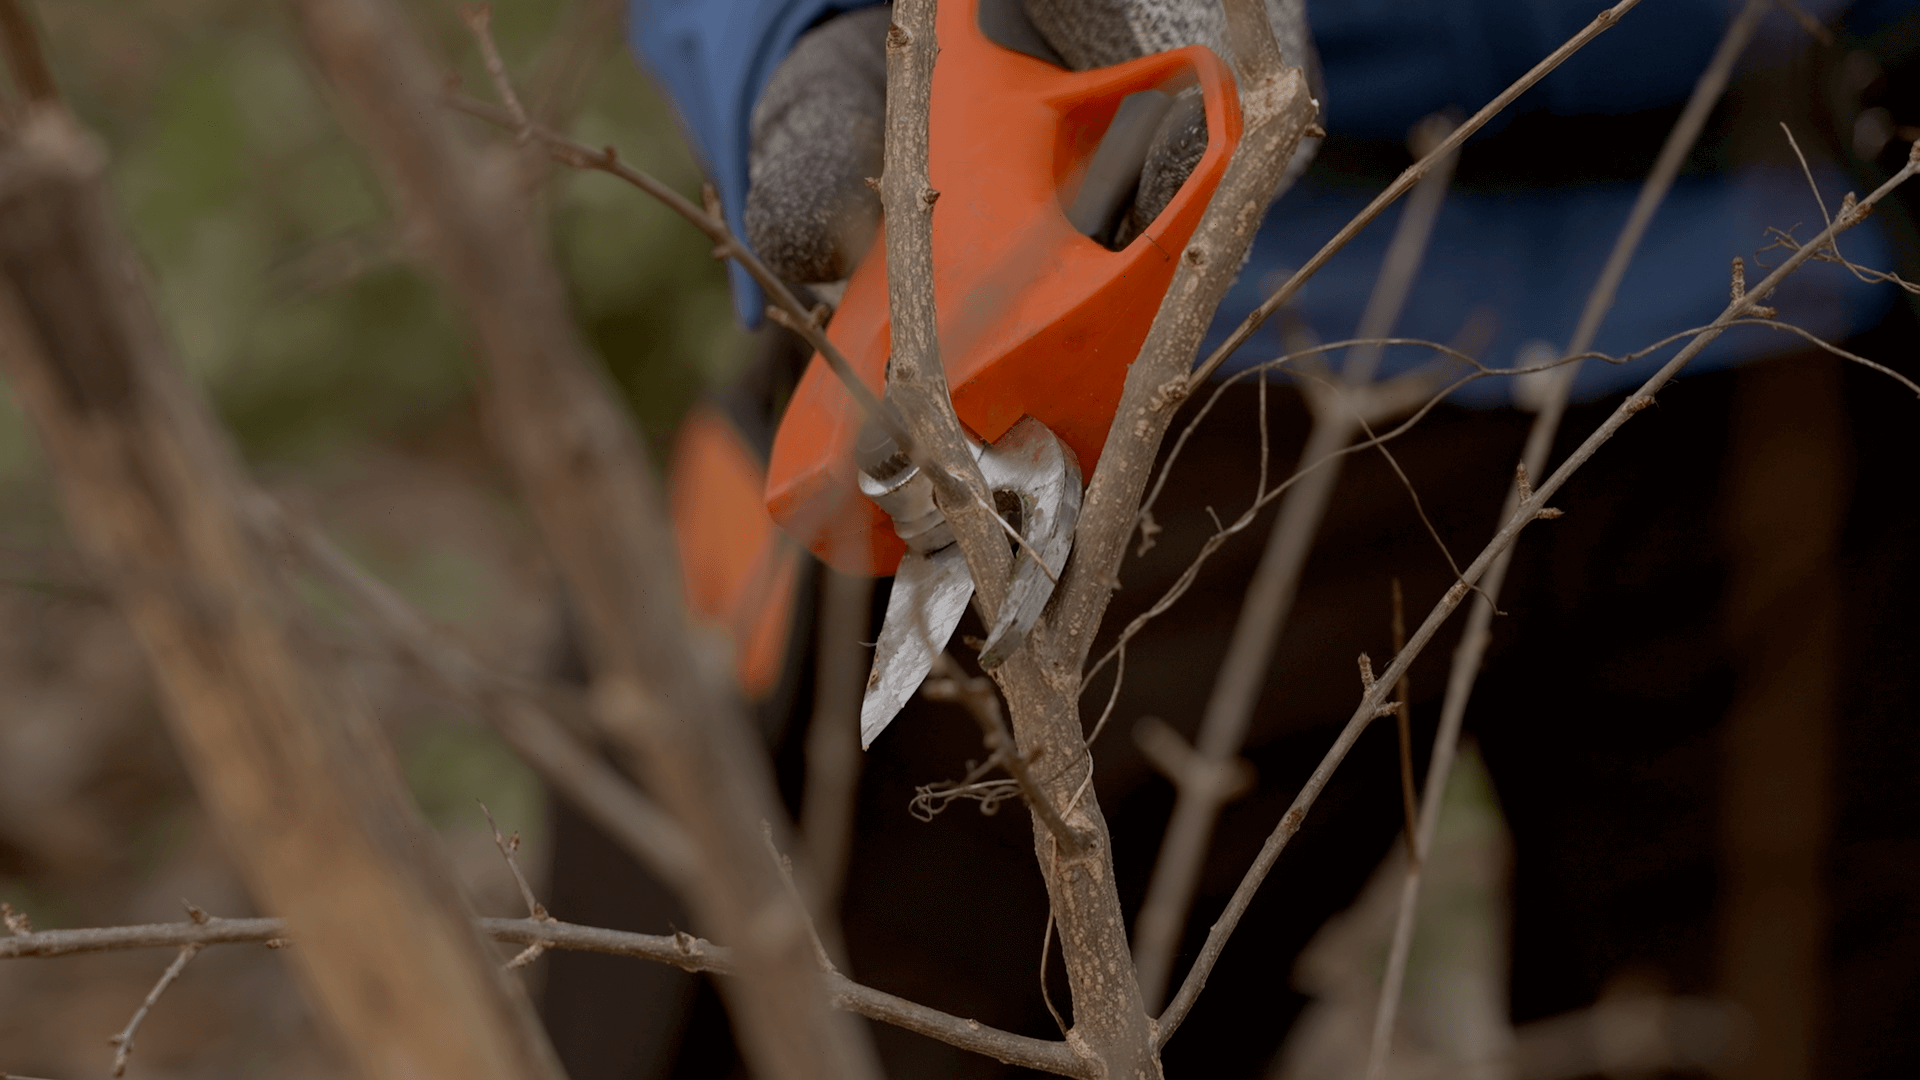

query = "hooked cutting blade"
[977, 418, 1081, 668]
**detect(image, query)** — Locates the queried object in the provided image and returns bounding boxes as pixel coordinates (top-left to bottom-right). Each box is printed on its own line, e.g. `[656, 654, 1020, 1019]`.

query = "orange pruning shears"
[763, 0, 1244, 745]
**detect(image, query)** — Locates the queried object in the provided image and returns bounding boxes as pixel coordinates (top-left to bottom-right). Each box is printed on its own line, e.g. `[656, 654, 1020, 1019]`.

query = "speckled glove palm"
[744, 0, 1319, 284]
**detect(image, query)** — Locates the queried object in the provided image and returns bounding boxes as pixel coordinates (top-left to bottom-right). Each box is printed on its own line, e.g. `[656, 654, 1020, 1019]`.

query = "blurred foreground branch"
[291, 0, 880, 1075]
[1, 913, 1097, 1079]
[0, 101, 564, 1080]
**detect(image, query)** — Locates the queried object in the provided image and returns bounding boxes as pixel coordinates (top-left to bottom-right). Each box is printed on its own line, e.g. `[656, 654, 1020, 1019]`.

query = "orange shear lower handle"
[669, 405, 802, 702]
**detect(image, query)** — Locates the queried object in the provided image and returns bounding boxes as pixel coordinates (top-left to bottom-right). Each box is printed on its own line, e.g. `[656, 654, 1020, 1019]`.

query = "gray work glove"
[744, 0, 1320, 284]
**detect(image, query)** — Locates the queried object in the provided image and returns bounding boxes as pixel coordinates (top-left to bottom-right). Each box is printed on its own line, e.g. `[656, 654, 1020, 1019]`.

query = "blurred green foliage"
[1, 0, 756, 852]
[11, 0, 748, 471]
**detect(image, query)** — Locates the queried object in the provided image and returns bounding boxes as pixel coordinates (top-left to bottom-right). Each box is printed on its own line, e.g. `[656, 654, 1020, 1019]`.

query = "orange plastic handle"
[765, 0, 1243, 575]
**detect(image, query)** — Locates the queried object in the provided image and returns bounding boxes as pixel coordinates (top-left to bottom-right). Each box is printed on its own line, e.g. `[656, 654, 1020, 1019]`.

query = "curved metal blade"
[860, 543, 974, 748]
[978, 418, 1082, 668]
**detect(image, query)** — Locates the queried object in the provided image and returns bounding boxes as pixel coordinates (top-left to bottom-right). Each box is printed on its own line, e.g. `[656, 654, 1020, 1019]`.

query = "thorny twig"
[438, 95, 915, 457]
[761, 822, 837, 973]
[479, 802, 551, 970]
[110, 902, 213, 1077]
[0, 916, 1096, 1080]
[1157, 147, 1920, 1051]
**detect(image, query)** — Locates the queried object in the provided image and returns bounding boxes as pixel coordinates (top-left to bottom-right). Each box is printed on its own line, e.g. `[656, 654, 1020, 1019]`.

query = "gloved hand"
[744, 0, 1320, 285]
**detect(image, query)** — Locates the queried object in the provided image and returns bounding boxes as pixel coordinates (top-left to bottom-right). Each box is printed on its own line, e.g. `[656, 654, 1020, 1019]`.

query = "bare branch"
[441, 92, 913, 455]
[460, 6, 530, 137]
[479, 803, 551, 970]
[761, 822, 838, 974]
[109, 943, 203, 1076]
[879, 0, 1010, 619]
[2, 917, 1098, 1080]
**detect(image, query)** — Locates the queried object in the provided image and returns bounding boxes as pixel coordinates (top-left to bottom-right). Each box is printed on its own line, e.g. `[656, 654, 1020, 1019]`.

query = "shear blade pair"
[859, 417, 1081, 749]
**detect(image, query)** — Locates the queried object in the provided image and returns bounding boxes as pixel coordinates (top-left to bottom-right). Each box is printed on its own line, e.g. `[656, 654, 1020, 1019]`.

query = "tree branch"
[878, 0, 1011, 618]
[441, 91, 916, 466]
[1, 916, 1098, 1080]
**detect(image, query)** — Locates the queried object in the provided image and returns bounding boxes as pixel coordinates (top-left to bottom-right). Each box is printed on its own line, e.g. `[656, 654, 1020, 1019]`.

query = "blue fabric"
[627, 0, 1902, 404]
[1213, 165, 1893, 402]
[627, 0, 872, 323]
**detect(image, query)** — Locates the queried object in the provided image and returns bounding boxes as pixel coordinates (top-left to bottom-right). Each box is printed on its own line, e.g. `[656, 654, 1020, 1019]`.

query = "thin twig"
[441, 93, 913, 456]
[1130, 117, 1458, 1011]
[924, 654, 1083, 855]
[762, 822, 837, 973]
[460, 6, 530, 136]
[479, 802, 550, 970]
[0, 917, 1097, 1080]
[1390, 579, 1418, 865]
[1157, 150, 1920, 1051]
[1364, 4, 1775, 1075]
[480, 803, 548, 921]
[109, 943, 203, 1076]
[1187, 0, 1645, 389]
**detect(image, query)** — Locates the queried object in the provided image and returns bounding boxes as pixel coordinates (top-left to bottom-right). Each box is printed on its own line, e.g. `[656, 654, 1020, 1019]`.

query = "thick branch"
[1048, 24, 1316, 676]
[291, 1, 879, 1077]
[0, 110, 563, 1080]
[879, 0, 1011, 617]
[1, 917, 1098, 1080]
